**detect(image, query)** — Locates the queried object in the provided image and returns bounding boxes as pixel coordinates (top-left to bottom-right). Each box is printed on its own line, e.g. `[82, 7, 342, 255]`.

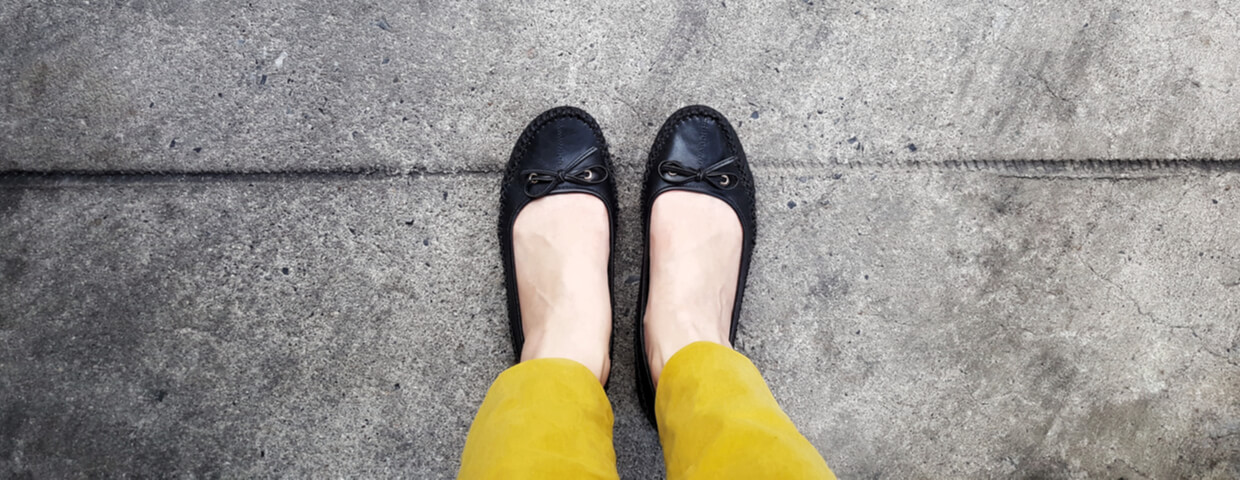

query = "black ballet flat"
[498, 106, 618, 386]
[635, 105, 757, 427]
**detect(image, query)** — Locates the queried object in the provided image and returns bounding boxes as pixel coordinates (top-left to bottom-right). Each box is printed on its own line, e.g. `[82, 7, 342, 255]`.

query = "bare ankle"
[644, 312, 730, 385]
[522, 333, 611, 384]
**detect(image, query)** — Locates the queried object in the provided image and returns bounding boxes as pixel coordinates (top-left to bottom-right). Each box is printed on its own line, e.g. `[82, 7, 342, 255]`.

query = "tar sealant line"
[1, 159, 1238, 186]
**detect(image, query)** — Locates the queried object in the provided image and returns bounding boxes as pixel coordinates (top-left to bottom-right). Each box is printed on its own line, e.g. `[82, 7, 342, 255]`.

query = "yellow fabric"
[656, 342, 836, 480]
[458, 342, 835, 479]
[458, 358, 619, 479]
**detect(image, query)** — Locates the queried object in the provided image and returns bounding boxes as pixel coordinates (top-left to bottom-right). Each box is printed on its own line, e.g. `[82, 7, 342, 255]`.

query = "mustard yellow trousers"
[458, 342, 836, 479]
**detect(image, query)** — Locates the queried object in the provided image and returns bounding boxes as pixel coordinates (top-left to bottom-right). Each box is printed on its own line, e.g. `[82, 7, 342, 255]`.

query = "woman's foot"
[643, 190, 743, 385]
[634, 105, 754, 424]
[500, 107, 616, 385]
[514, 193, 613, 384]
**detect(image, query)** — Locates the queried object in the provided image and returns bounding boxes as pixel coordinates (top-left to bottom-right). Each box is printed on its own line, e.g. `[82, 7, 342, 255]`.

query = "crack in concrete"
[1077, 253, 1197, 332]
[1075, 247, 1237, 370]
[1199, 344, 1240, 368]
[1034, 73, 1073, 104]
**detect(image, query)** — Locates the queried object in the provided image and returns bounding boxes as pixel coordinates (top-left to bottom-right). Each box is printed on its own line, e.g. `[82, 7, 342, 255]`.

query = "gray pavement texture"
[2, 1, 1240, 173]
[3, 170, 1240, 479]
[2, 0, 1240, 479]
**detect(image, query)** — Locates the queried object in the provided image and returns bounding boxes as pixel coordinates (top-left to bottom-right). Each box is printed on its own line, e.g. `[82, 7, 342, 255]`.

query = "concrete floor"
[2, 1, 1239, 478]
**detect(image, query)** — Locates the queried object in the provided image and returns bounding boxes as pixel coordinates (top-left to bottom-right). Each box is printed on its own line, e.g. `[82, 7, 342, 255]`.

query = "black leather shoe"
[498, 106, 618, 381]
[635, 105, 757, 426]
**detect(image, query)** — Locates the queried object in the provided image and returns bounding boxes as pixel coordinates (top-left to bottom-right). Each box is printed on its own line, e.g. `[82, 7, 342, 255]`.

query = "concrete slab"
[3, 1, 1239, 173]
[2, 169, 1237, 478]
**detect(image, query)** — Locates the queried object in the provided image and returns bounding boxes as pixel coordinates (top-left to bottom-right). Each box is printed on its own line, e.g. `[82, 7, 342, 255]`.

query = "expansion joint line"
[0, 158, 1238, 186]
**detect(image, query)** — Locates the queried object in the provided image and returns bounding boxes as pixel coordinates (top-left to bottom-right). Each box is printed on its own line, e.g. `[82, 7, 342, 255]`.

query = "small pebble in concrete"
[788, 201, 797, 209]
[750, 111, 760, 119]
[281, 267, 289, 275]
[908, 143, 918, 152]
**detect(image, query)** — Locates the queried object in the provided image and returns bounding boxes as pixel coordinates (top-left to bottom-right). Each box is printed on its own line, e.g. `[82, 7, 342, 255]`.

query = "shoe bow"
[657, 156, 740, 190]
[521, 147, 609, 198]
